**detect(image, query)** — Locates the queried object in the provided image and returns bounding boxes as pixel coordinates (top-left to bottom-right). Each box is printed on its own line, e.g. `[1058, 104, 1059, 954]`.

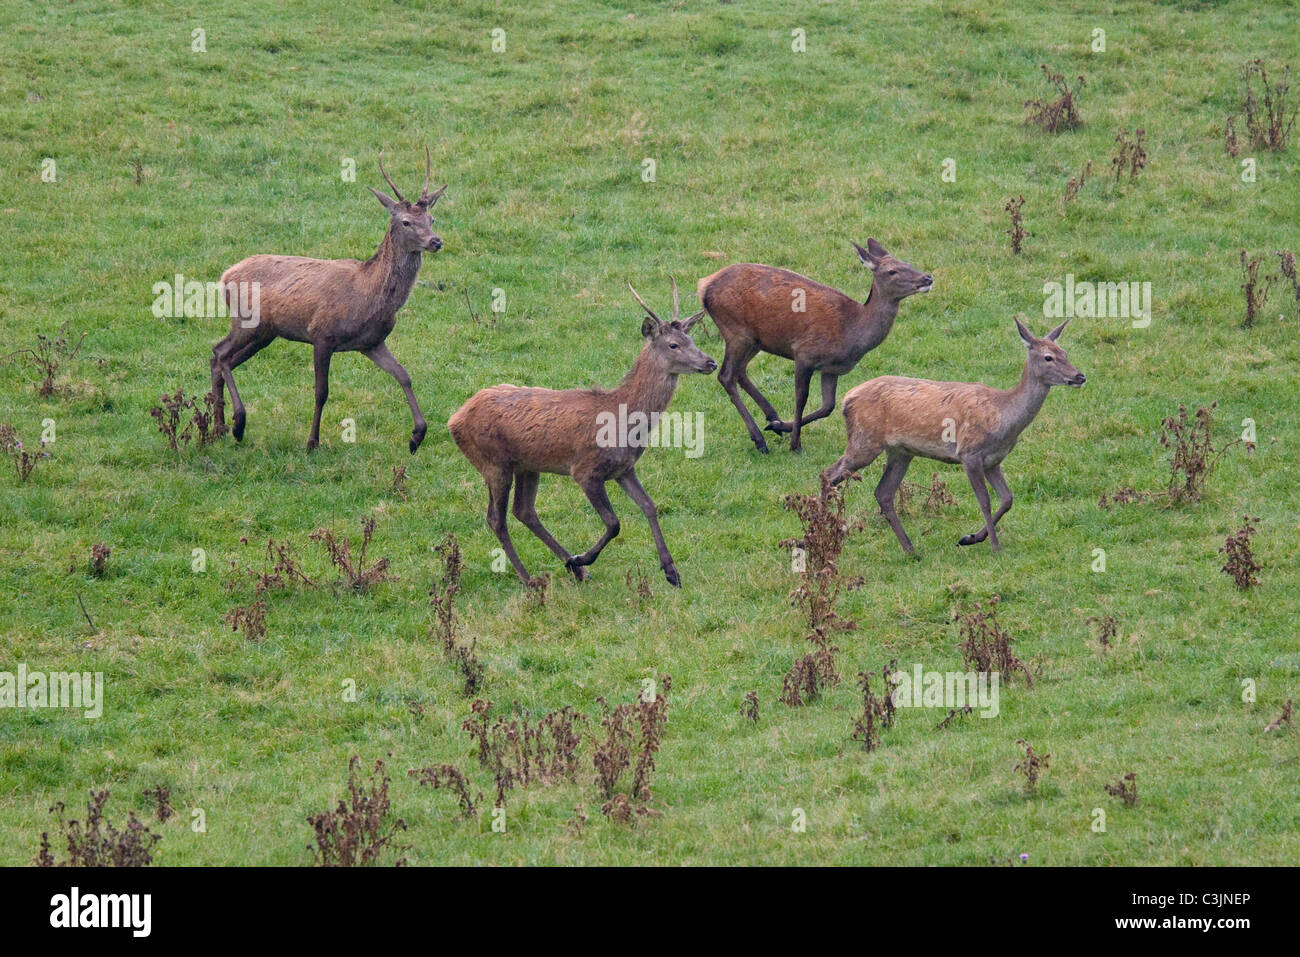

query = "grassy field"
[1, 0, 1298, 865]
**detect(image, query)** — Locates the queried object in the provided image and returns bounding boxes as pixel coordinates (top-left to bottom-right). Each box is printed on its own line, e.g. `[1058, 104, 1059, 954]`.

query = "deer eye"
[888, 270, 897, 276]
[402, 220, 411, 227]
[669, 342, 679, 349]
[1044, 354, 1053, 362]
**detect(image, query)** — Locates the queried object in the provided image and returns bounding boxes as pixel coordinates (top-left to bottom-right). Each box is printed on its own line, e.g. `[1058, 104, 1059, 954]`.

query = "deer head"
[369, 147, 447, 254]
[853, 238, 933, 299]
[629, 279, 718, 375]
[1015, 318, 1086, 387]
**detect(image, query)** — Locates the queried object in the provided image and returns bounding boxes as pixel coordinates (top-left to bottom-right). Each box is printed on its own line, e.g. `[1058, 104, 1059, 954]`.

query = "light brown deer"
[697, 239, 932, 453]
[821, 318, 1086, 553]
[448, 281, 716, 588]
[211, 149, 446, 452]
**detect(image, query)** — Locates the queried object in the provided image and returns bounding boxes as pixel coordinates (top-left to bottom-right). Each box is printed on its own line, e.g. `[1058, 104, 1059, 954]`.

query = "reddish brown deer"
[821, 318, 1086, 553]
[697, 239, 932, 453]
[211, 149, 446, 452]
[448, 281, 716, 588]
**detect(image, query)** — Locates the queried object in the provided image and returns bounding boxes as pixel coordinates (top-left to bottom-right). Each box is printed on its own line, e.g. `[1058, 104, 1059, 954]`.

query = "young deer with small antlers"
[449, 281, 716, 588]
[697, 239, 932, 453]
[822, 318, 1086, 553]
[211, 149, 446, 452]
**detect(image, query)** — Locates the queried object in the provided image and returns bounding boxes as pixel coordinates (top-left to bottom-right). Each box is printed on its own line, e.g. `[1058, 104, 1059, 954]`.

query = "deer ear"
[1015, 317, 1037, 346]
[681, 309, 705, 332]
[853, 241, 881, 271]
[866, 237, 889, 258]
[368, 186, 399, 212]
[417, 185, 448, 209]
[1046, 318, 1069, 341]
[641, 315, 661, 339]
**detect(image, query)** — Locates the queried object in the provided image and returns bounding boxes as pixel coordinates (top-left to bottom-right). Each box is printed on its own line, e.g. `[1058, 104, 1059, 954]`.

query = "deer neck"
[996, 362, 1051, 441]
[364, 228, 424, 313]
[849, 285, 901, 354]
[611, 345, 677, 417]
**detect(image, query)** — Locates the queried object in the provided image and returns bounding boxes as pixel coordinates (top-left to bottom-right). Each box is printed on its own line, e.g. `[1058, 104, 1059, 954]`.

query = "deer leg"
[875, 453, 915, 553]
[718, 343, 771, 453]
[219, 335, 272, 442]
[821, 438, 883, 490]
[511, 470, 586, 581]
[803, 372, 840, 424]
[210, 336, 234, 428]
[768, 371, 838, 433]
[484, 469, 532, 584]
[616, 468, 680, 587]
[960, 465, 1012, 546]
[307, 343, 332, 451]
[959, 458, 1000, 551]
[788, 362, 815, 453]
[739, 372, 781, 426]
[364, 342, 428, 455]
[568, 477, 620, 572]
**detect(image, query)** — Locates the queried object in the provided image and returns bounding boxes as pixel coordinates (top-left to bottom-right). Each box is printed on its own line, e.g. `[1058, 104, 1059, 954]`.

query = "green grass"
[1, 0, 1298, 865]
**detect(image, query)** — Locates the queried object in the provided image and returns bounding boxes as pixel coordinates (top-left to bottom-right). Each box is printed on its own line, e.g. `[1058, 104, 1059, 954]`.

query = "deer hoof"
[754, 440, 770, 454]
[306, 438, 319, 452]
[567, 562, 588, 582]
[664, 567, 681, 588]
[233, 415, 245, 442]
[410, 426, 427, 454]
[765, 420, 792, 434]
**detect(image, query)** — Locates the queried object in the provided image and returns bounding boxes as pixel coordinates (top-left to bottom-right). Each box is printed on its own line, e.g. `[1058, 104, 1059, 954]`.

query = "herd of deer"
[212, 152, 1086, 587]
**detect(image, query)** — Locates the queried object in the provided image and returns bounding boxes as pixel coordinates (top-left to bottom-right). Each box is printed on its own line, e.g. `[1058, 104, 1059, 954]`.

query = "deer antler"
[627, 282, 661, 323]
[377, 149, 405, 203]
[415, 145, 447, 208]
[670, 277, 681, 322]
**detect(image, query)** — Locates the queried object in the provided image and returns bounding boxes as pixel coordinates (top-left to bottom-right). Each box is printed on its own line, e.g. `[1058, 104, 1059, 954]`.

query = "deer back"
[844, 376, 1005, 464]
[220, 254, 376, 341]
[699, 263, 866, 360]
[450, 384, 643, 477]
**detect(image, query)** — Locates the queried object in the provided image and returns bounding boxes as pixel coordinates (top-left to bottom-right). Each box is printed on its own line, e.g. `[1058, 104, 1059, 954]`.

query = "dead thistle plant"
[1241, 59, 1297, 151]
[37, 790, 160, 867]
[850, 661, 898, 752]
[223, 600, 267, 642]
[409, 763, 481, 818]
[1103, 772, 1139, 806]
[779, 475, 863, 706]
[1024, 64, 1085, 132]
[1220, 516, 1262, 589]
[3, 321, 87, 397]
[1004, 195, 1030, 254]
[1240, 251, 1276, 328]
[957, 595, 1032, 686]
[310, 516, 395, 592]
[1264, 699, 1294, 733]
[306, 756, 408, 866]
[1160, 403, 1252, 504]
[1014, 739, 1051, 795]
